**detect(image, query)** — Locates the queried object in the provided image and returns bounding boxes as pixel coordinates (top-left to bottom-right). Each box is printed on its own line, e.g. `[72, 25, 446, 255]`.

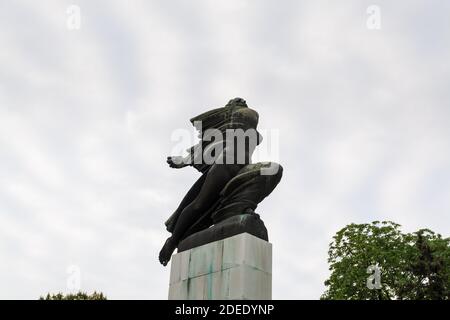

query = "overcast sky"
[1, 0, 449, 299]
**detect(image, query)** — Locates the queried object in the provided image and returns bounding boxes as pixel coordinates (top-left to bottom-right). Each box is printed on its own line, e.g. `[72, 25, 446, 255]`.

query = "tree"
[321, 221, 450, 300]
[40, 291, 107, 300]
[399, 230, 450, 299]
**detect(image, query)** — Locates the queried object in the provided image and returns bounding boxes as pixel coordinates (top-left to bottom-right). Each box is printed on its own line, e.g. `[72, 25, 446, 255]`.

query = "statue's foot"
[159, 237, 177, 266]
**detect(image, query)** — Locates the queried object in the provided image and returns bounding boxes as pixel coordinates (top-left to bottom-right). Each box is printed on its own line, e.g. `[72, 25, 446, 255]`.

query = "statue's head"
[225, 97, 247, 108]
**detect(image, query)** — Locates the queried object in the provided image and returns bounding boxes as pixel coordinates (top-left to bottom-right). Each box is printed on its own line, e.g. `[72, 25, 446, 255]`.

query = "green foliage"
[322, 221, 450, 300]
[40, 291, 107, 300]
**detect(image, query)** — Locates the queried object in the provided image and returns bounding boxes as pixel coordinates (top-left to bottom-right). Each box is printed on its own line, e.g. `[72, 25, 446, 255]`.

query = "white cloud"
[0, 0, 449, 299]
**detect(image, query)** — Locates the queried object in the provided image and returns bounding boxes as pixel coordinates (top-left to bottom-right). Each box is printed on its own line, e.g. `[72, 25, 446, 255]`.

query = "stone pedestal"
[168, 233, 272, 300]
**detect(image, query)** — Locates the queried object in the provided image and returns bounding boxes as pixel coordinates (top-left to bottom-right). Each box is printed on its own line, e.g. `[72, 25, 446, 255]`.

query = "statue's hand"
[167, 156, 189, 169]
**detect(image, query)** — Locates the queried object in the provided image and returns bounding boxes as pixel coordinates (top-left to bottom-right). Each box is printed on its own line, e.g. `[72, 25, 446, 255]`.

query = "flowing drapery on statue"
[159, 98, 282, 266]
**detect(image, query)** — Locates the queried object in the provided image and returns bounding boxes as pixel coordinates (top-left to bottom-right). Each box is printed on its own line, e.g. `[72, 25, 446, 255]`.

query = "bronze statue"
[159, 98, 283, 266]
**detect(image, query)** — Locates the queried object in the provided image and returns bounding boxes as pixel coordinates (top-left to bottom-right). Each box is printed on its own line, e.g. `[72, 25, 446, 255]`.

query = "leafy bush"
[40, 291, 107, 300]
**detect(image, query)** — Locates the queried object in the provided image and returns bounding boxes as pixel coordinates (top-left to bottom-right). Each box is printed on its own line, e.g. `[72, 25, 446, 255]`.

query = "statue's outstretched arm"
[166, 155, 191, 169]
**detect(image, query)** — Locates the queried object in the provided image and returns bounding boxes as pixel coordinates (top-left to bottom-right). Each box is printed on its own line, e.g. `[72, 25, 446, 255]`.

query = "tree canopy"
[322, 221, 450, 300]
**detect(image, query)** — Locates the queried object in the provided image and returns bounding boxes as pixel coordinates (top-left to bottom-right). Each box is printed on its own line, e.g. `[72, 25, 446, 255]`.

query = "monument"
[159, 98, 283, 300]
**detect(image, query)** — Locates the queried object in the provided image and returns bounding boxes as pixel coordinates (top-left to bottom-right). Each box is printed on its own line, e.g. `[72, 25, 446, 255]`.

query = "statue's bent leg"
[165, 172, 208, 232]
[159, 163, 242, 265]
[170, 164, 241, 244]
